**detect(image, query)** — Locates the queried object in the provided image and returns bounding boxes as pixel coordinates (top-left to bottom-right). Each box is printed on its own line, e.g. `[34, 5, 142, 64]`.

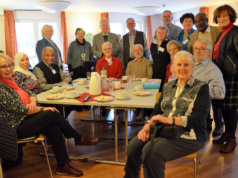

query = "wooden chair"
[0, 158, 3, 178]
[182, 151, 201, 178]
[17, 134, 53, 178]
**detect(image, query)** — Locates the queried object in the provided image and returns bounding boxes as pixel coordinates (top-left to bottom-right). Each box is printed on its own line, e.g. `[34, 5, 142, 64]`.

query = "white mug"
[114, 81, 121, 89]
[52, 86, 59, 93]
[66, 91, 77, 99]
[135, 85, 143, 91]
[118, 92, 127, 99]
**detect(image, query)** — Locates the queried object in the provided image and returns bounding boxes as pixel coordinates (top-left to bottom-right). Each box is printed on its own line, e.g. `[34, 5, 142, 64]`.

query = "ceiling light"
[133, 6, 160, 16]
[35, 0, 71, 13]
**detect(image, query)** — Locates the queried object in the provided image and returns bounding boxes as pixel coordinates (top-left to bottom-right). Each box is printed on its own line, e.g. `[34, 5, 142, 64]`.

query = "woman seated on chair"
[0, 53, 99, 177]
[13, 52, 42, 94]
[124, 51, 210, 178]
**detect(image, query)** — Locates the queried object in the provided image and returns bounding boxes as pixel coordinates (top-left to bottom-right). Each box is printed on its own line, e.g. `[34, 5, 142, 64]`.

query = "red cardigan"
[96, 56, 123, 79]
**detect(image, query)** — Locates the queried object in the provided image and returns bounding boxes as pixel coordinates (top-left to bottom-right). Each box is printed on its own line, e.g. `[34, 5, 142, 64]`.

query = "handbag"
[149, 123, 186, 140]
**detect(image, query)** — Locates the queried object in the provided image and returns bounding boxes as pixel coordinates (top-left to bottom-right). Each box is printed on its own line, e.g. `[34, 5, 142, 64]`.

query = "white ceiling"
[0, 0, 237, 15]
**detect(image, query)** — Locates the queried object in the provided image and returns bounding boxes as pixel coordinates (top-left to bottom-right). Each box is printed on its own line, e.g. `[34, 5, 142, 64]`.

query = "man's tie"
[103, 35, 108, 42]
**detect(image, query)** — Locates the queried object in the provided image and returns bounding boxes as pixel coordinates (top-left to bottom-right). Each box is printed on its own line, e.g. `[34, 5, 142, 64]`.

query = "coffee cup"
[135, 85, 143, 91]
[52, 86, 60, 93]
[141, 78, 147, 83]
[114, 81, 121, 89]
[66, 91, 77, 99]
[77, 79, 85, 84]
[122, 76, 128, 81]
[118, 92, 127, 99]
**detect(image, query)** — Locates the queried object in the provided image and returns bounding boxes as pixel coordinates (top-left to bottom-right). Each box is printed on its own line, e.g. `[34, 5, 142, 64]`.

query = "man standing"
[162, 10, 182, 40]
[122, 18, 150, 68]
[33, 46, 71, 91]
[193, 39, 225, 136]
[187, 12, 222, 56]
[92, 18, 120, 59]
[96, 42, 123, 79]
[126, 44, 152, 78]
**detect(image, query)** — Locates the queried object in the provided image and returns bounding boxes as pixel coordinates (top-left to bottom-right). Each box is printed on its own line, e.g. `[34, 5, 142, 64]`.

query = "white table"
[36, 79, 159, 165]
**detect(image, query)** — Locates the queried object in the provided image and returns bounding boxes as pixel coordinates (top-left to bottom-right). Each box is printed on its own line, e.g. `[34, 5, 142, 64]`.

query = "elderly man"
[126, 44, 152, 78]
[162, 10, 182, 40]
[92, 18, 120, 58]
[96, 42, 123, 79]
[193, 39, 225, 136]
[33, 46, 71, 91]
[122, 18, 150, 68]
[187, 12, 222, 57]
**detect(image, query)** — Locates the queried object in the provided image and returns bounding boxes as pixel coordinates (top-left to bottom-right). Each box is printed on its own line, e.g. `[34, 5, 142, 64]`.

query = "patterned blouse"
[0, 82, 34, 128]
[13, 71, 42, 94]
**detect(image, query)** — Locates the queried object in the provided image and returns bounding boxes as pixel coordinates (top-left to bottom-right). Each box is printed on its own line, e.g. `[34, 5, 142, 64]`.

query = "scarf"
[14, 52, 37, 80]
[0, 77, 31, 105]
[176, 29, 195, 50]
[213, 23, 234, 60]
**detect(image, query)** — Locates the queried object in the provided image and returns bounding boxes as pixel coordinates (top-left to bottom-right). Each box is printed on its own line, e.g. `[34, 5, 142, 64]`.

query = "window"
[15, 11, 60, 68]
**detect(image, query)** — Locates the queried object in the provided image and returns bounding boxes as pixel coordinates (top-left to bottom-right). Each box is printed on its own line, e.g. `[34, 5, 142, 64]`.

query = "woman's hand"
[138, 123, 151, 142]
[70, 71, 74, 76]
[150, 115, 172, 125]
[26, 102, 37, 112]
[43, 107, 59, 112]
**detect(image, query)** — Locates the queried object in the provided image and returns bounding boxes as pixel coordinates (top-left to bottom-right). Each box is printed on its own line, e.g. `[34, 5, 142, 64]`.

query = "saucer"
[116, 95, 130, 100]
[94, 95, 114, 102]
[134, 91, 152, 96]
[46, 94, 64, 100]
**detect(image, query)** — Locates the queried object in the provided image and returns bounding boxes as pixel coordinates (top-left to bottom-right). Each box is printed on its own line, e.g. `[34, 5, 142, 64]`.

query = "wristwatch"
[173, 117, 175, 126]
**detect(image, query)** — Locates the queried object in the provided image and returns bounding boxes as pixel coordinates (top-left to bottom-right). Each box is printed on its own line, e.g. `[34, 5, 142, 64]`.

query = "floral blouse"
[13, 71, 42, 94]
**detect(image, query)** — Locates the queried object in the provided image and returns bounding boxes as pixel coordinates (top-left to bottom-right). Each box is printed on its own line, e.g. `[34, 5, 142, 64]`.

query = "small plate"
[134, 91, 152, 96]
[65, 94, 80, 99]
[116, 95, 130, 100]
[94, 95, 114, 102]
[46, 94, 64, 100]
[75, 79, 87, 85]
[66, 86, 76, 90]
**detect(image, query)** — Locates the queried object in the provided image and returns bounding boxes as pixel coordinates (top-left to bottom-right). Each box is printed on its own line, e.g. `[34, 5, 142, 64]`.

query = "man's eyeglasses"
[0, 64, 13, 69]
[193, 47, 209, 51]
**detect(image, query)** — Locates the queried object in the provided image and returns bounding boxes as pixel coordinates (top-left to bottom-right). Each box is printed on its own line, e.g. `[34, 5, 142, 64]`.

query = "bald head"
[195, 12, 208, 33]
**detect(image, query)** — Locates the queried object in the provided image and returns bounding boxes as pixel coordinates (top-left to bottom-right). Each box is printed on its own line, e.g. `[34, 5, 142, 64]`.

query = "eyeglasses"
[0, 64, 13, 69]
[193, 47, 209, 51]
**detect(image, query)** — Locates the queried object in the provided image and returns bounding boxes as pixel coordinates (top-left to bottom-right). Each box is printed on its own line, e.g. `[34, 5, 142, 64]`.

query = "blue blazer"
[36, 38, 62, 67]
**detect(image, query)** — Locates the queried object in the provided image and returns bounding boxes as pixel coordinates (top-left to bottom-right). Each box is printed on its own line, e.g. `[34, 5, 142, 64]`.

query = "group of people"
[0, 3, 237, 178]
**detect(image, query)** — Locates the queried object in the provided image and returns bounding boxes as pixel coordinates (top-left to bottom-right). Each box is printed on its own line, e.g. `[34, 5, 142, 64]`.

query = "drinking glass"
[86, 72, 91, 80]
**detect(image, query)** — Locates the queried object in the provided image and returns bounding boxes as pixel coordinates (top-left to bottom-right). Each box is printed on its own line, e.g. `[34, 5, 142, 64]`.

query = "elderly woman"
[150, 26, 170, 85]
[212, 5, 238, 153]
[0, 53, 99, 176]
[67, 28, 93, 80]
[36, 24, 62, 68]
[164, 40, 182, 83]
[177, 13, 195, 50]
[124, 51, 210, 178]
[13, 52, 42, 94]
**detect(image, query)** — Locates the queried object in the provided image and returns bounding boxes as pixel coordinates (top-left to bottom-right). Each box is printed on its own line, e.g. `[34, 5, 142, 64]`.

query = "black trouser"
[16, 110, 81, 166]
[212, 101, 223, 130]
[72, 66, 87, 80]
[124, 136, 204, 178]
[223, 108, 238, 138]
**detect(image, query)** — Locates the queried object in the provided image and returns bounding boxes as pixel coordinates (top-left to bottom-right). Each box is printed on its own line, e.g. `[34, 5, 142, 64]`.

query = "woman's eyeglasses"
[0, 64, 13, 69]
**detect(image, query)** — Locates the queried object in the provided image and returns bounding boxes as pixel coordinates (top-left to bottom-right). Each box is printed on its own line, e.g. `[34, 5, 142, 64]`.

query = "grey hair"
[171, 51, 195, 74]
[153, 26, 169, 39]
[42, 46, 55, 56]
[167, 40, 182, 51]
[41, 24, 53, 37]
[162, 10, 172, 15]
[0, 53, 14, 66]
[193, 39, 212, 50]
[133, 44, 144, 51]
[100, 18, 109, 26]
[102, 41, 112, 49]
[126, 18, 135, 24]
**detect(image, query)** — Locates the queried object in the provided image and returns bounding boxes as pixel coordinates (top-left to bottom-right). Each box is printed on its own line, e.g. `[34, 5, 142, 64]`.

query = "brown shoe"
[56, 163, 83, 177]
[219, 138, 237, 153]
[213, 133, 229, 144]
[75, 135, 99, 146]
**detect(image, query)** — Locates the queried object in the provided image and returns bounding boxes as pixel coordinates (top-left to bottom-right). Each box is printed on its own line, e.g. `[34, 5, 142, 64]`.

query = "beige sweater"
[126, 57, 152, 78]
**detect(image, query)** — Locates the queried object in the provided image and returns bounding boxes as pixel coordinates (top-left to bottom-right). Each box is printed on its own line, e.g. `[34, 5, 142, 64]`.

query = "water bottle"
[101, 67, 107, 78]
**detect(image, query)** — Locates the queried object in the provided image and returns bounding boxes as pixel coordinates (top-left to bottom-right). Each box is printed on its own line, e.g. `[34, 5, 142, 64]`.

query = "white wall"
[65, 11, 101, 46]
[0, 15, 5, 52]
[208, 2, 238, 26]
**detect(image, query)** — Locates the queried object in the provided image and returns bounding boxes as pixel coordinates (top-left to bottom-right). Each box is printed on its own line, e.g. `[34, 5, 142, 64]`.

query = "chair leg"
[0, 158, 3, 178]
[41, 141, 53, 178]
[193, 152, 200, 178]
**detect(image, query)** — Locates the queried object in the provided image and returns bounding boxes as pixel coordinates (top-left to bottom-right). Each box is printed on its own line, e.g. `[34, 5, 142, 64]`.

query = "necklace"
[76, 40, 87, 61]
